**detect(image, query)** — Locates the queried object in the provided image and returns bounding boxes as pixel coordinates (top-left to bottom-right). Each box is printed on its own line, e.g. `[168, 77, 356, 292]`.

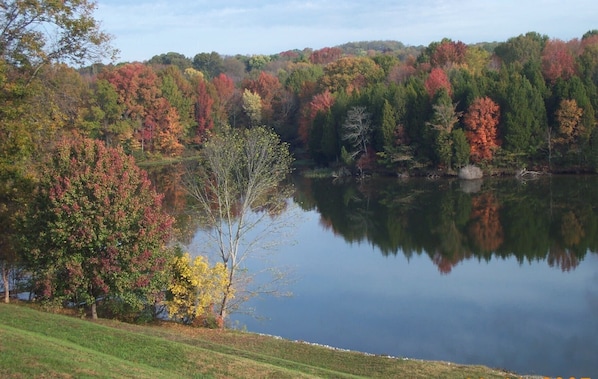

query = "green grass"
[0, 303, 534, 378]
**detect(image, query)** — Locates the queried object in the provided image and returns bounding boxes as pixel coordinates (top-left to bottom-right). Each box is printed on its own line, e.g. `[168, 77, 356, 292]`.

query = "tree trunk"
[91, 301, 98, 320]
[2, 263, 9, 304]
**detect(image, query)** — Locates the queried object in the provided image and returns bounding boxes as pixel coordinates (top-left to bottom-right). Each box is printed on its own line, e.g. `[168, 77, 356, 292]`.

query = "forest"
[2, 0, 598, 324]
[5, 32, 598, 179]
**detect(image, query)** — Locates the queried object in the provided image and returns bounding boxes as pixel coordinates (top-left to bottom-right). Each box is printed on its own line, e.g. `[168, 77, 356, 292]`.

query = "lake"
[151, 165, 598, 378]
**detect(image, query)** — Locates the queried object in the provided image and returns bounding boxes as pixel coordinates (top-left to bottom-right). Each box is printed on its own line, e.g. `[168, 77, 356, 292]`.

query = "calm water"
[153, 167, 598, 377]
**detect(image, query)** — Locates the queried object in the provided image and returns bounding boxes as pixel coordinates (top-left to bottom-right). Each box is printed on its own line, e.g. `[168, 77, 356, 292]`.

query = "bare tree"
[184, 126, 294, 321]
[342, 106, 373, 158]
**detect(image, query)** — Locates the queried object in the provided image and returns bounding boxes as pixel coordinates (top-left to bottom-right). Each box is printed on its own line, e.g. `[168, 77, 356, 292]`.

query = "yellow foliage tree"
[167, 253, 229, 327]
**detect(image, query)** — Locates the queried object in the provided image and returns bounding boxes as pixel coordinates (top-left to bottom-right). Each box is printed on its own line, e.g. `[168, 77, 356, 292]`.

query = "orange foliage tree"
[555, 98, 584, 147]
[463, 97, 501, 162]
[102, 63, 183, 155]
[146, 97, 184, 156]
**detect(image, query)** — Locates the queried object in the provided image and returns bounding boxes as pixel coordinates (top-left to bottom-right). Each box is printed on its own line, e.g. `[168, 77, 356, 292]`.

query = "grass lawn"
[0, 303, 538, 378]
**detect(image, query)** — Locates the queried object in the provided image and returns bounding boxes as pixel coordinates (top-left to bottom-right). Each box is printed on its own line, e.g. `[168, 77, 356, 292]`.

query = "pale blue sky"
[95, 0, 598, 62]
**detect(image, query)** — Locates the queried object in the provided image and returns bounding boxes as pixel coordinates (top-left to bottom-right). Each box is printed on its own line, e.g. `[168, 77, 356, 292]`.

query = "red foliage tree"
[309, 47, 343, 65]
[102, 63, 160, 121]
[388, 63, 416, 84]
[424, 68, 452, 98]
[298, 90, 335, 144]
[242, 71, 282, 123]
[211, 73, 235, 126]
[102, 63, 183, 154]
[430, 40, 468, 67]
[463, 97, 501, 162]
[195, 80, 214, 142]
[20, 137, 173, 319]
[541, 39, 576, 84]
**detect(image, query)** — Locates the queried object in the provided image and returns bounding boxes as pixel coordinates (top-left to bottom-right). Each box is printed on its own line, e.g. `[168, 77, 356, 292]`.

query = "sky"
[95, 0, 598, 63]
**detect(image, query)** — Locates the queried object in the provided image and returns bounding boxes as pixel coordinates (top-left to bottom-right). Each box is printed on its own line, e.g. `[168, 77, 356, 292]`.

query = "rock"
[458, 165, 483, 180]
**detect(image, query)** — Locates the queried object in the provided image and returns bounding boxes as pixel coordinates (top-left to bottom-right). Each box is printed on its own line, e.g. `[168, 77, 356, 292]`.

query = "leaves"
[424, 68, 451, 98]
[0, 0, 116, 71]
[463, 97, 501, 162]
[541, 39, 577, 84]
[20, 137, 173, 317]
[167, 252, 228, 326]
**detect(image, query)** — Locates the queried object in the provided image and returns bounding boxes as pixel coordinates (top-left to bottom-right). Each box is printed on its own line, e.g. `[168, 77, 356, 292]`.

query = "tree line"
[5, 30, 598, 176]
[65, 32, 598, 175]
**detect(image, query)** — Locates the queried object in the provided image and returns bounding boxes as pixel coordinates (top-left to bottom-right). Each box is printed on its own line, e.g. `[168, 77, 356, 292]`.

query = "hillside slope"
[0, 303, 525, 378]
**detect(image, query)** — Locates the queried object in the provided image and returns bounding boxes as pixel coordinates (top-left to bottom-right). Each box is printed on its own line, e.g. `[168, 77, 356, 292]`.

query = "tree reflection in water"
[146, 164, 598, 274]
[292, 175, 598, 274]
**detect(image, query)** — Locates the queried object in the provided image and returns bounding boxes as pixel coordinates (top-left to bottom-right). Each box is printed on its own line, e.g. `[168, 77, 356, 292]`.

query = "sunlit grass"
[0, 303, 528, 378]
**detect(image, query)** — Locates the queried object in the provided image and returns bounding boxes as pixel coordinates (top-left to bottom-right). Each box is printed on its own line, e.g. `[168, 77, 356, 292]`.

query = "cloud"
[95, 0, 598, 62]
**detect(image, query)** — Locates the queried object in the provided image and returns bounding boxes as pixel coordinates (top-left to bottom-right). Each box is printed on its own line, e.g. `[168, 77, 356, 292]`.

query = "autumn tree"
[309, 47, 343, 65]
[298, 90, 335, 145]
[0, 0, 116, 75]
[463, 97, 501, 162]
[242, 89, 262, 127]
[1, 0, 115, 303]
[553, 99, 584, 162]
[195, 79, 215, 142]
[102, 63, 161, 151]
[243, 71, 282, 124]
[167, 251, 228, 327]
[184, 126, 293, 321]
[211, 73, 236, 127]
[102, 63, 184, 155]
[541, 39, 576, 84]
[19, 137, 173, 319]
[159, 66, 196, 140]
[320, 57, 384, 94]
[430, 39, 468, 68]
[425, 68, 452, 98]
[145, 97, 185, 156]
[463, 46, 491, 75]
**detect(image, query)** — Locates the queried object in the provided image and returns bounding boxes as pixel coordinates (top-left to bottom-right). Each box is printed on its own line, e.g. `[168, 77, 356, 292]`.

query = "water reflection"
[294, 175, 598, 273]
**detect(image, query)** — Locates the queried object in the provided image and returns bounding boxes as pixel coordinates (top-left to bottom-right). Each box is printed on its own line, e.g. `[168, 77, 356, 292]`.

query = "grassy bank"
[0, 303, 534, 378]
